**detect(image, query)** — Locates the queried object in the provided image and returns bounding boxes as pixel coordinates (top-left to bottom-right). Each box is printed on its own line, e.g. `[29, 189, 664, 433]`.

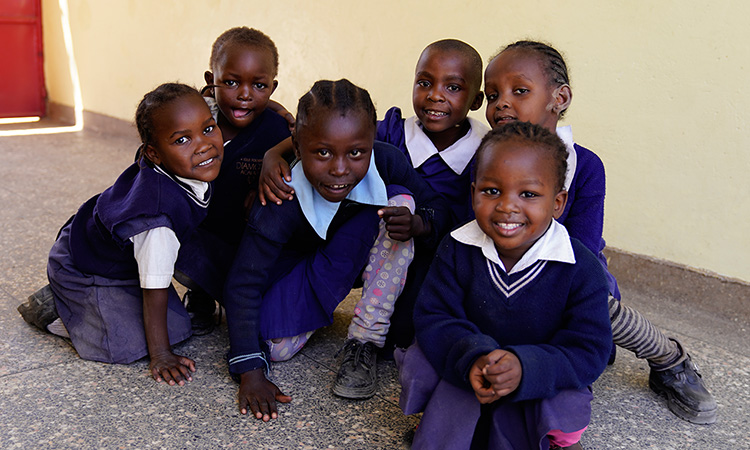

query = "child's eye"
[317, 149, 330, 157]
[224, 80, 238, 87]
[350, 149, 363, 157]
[446, 84, 461, 92]
[485, 92, 498, 102]
[417, 80, 431, 88]
[254, 82, 267, 90]
[482, 187, 500, 196]
[173, 136, 189, 145]
[513, 88, 529, 95]
[203, 125, 216, 135]
[520, 191, 538, 199]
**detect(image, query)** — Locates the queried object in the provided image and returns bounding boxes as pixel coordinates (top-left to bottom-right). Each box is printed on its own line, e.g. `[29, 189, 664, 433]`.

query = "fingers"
[377, 206, 409, 219]
[260, 170, 294, 206]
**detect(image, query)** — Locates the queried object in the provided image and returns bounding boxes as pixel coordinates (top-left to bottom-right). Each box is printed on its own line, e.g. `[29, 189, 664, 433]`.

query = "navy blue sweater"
[414, 234, 612, 402]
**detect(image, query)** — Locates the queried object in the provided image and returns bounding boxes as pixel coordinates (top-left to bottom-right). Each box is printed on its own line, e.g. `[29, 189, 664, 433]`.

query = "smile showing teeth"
[327, 184, 348, 189]
[425, 110, 448, 117]
[197, 158, 214, 167]
[496, 222, 522, 231]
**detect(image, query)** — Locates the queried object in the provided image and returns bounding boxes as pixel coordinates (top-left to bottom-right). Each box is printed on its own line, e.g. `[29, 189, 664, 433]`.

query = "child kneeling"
[398, 121, 612, 449]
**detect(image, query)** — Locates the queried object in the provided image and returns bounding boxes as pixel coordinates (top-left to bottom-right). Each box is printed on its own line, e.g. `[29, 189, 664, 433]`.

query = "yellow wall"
[42, 0, 750, 283]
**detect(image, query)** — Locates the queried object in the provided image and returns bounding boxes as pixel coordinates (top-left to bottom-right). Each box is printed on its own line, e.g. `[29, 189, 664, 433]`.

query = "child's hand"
[469, 354, 501, 404]
[259, 142, 294, 206]
[149, 350, 196, 386]
[238, 369, 292, 421]
[482, 349, 522, 398]
[377, 206, 429, 241]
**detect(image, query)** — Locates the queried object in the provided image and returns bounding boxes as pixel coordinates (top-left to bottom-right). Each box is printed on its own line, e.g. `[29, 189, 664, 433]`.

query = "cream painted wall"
[42, 0, 750, 283]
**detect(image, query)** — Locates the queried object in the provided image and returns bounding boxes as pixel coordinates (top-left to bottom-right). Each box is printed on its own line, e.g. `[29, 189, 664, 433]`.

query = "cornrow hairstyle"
[474, 121, 568, 191]
[295, 79, 377, 136]
[422, 38, 483, 90]
[209, 26, 279, 77]
[134, 82, 202, 165]
[494, 40, 571, 117]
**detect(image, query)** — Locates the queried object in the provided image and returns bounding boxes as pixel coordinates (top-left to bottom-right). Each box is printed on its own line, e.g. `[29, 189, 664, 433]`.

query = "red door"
[0, 0, 45, 118]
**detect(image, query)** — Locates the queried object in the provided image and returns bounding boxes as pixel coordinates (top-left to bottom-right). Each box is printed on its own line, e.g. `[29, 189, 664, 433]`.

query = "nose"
[495, 93, 510, 110]
[237, 83, 251, 101]
[194, 135, 213, 155]
[427, 85, 444, 102]
[329, 156, 349, 177]
[495, 194, 519, 214]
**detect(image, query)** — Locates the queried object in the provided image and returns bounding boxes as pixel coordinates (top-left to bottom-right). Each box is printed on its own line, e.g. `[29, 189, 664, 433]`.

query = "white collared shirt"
[404, 116, 490, 175]
[556, 125, 578, 192]
[451, 219, 575, 274]
[288, 151, 389, 239]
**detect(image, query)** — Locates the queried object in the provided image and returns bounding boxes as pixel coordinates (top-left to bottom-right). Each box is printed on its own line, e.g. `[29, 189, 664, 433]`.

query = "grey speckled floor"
[1, 128, 748, 449]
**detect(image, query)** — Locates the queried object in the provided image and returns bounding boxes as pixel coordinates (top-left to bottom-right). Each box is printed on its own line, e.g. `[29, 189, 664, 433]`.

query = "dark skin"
[238, 369, 292, 421]
[143, 288, 196, 385]
[257, 139, 431, 241]
[468, 349, 522, 404]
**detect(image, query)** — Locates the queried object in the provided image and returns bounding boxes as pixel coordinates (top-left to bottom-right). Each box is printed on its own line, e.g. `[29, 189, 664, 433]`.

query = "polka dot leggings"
[347, 194, 416, 347]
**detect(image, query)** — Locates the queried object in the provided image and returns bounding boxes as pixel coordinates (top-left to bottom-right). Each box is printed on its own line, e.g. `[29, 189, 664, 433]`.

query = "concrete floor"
[1, 127, 748, 449]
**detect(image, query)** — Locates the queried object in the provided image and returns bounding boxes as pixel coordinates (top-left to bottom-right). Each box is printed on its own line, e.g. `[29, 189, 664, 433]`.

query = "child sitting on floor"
[223, 79, 451, 421]
[18, 83, 224, 385]
[174, 27, 290, 334]
[400, 121, 612, 449]
[481, 40, 716, 424]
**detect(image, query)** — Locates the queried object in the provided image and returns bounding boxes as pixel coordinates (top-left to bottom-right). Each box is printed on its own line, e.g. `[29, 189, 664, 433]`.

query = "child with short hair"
[17, 83, 224, 385]
[481, 40, 716, 424]
[175, 27, 291, 333]
[258, 39, 489, 398]
[402, 121, 612, 449]
[223, 79, 452, 421]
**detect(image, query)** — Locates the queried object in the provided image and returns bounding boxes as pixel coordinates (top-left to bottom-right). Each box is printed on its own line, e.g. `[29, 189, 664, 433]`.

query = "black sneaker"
[649, 355, 717, 424]
[18, 285, 59, 331]
[183, 289, 217, 336]
[332, 339, 377, 399]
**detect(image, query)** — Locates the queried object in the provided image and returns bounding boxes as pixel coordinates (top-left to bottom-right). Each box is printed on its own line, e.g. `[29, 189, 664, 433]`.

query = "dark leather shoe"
[649, 355, 717, 424]
[332, 339, 377, 399]
[183, 289, 217, 336]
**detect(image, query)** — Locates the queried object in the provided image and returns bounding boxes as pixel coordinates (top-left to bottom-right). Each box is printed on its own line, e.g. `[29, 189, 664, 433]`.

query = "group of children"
[17, 26, 717, 449]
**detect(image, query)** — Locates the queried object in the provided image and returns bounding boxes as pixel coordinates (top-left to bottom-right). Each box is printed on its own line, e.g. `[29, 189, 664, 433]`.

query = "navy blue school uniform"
[223, 141, 452, 375]
[399, 220, 612, 449]
[376, 106, 489, 351]
[48, 159, 211, 364]
[175, 108, 291, 300]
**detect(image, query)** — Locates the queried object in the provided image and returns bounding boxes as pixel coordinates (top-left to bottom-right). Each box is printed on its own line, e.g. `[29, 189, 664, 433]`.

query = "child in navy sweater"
[482, 40, 716, 424]
[223, 79, 451, 421]
[401, 121, 612, 449]
[18, 83, 223, 385]
[174, 27, 290, 334]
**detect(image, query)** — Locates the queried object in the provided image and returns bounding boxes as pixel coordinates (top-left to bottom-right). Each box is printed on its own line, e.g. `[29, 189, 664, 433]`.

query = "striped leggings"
[609, 294, 686, 370]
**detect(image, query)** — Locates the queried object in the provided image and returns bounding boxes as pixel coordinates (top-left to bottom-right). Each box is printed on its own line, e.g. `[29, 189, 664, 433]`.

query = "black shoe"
[183, 289, 217, 336]
[649, 355, 717, 424]
[332, 339, 377, 399]
[18, 285, 59, 331]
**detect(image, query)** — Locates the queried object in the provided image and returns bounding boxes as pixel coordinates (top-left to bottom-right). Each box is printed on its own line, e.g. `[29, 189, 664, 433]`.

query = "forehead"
[485, 50, 548, 84]
[416, 48, 477, 80]
[298, 108, 374, 141]
[214, 43, 275, 73]
[152, 94, 208, 133]
[477, 139, 555, 179]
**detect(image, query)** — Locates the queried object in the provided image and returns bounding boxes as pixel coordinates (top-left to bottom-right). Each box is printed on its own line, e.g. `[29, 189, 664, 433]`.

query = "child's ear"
[291, 131, 301, 159]
[552, 189, 568, 219]
[271, 80, 279, 95]
[143, 144, 161, 166]
[470, 91, 484, 111]
[204, 71, 214, 87]
[551, 84, 572, 115]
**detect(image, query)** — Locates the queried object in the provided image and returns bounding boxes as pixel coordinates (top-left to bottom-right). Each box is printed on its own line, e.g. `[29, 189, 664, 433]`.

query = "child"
[258, 39, 488, 398]
[482, 40, 716, 424]
[403, 121, 612, 449]
[174, 27, 291, 334]
[223, 79, 452, 421]
[17, 83, 224, 386]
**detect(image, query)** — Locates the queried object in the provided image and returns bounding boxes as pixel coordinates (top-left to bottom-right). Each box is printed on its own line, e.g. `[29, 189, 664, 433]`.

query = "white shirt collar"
[451, 219, 575, 274]
[404, 116, 490, 174]
[288, 151, 388, 239]
[556, 125, 577, 192]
